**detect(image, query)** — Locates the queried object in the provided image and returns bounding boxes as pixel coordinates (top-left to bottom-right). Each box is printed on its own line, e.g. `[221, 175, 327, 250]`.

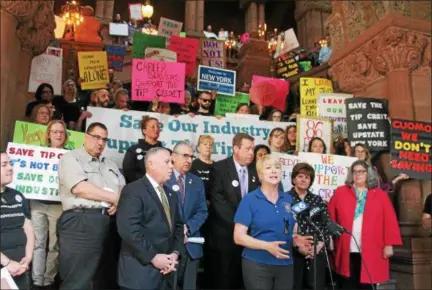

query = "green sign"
[214, 92, 250, 116]
[132, 31, 166, 59]
[179, 32, 186, 38]
[299, 61, 312, 72]
[13, 121, 84, 150]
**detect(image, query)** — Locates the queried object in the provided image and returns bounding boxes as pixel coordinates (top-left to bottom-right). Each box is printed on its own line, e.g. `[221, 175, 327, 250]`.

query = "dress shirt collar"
[233, 158, 247, 174]
[146, 173, 161, 189]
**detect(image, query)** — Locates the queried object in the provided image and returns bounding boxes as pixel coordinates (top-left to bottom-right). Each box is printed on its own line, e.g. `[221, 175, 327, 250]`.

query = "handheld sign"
[214, 92, 250, 116]
[77, 51, 109, 90]
[201, 39, 225, 68]
[105, 45, 126, 72]
[168, 35, 199, 76]
[28, 47, 63, 95]
[197, 65, 236, 96]
[132, 32, 166, 59]
[318, 93, 353, 138]
[145, 47, 177, 62]
[158, 17, 183, 38]
[300, 77, 333, 116]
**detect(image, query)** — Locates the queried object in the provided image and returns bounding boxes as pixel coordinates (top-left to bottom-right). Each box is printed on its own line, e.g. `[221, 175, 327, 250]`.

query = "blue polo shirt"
[234, 188, 296, 266]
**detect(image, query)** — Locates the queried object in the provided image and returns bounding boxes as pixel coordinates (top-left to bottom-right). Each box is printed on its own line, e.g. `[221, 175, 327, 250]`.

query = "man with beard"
[193, 91, 213, 116]
[206, 133, 259, 289]
[75, 89, 110, 131]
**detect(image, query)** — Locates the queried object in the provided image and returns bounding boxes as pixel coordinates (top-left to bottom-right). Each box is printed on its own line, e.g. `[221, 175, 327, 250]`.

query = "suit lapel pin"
[252, 176, 256, 183]
[172, 185, 180, 192]
[189, 179, 192, 184]
[232, 180, 239, 187]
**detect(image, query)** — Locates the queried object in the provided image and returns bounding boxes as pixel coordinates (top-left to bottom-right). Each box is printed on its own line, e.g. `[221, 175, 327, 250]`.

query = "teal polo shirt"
[234, 188, 296, 266]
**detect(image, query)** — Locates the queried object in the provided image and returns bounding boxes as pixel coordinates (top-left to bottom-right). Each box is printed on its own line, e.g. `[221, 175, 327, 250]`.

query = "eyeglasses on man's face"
[87, 133, 108, 143]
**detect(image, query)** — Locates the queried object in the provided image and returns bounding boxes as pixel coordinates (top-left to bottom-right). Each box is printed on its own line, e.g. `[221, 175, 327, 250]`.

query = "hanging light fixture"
[141, 1, 154, 19]
[61, 0, 84, 40]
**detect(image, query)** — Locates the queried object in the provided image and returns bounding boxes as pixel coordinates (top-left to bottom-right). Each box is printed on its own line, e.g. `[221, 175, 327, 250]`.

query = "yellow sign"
[300, 77, 333, 116]
[78, 51, 109, 90]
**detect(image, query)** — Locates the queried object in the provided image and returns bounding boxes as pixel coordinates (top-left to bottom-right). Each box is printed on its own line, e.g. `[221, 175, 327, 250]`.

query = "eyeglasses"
[50, 130, 65, 135]
[353, 170, 366, 175]
[200, 98, 211, 103]
[174, 152, 195, 160]
[87, 133, 108, 143]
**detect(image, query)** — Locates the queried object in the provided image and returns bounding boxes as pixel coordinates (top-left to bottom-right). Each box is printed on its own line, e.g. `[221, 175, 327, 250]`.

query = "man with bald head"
[117, 147, 184, 290]
[90, 89, 110, 108]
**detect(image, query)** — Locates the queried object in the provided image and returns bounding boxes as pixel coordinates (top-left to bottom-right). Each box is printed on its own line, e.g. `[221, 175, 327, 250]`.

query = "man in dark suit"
[165, 141, 208, 290]
[206, 133, 259, 289]
[117, 147, 184, 290]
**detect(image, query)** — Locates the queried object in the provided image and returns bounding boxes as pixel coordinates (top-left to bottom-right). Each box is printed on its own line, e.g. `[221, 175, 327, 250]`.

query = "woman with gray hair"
[328, 160, 402, 289]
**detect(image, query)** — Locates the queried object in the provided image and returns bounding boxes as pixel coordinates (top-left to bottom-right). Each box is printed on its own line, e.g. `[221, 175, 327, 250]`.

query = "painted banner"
[225, 113, 259, 121]
[6, 143, 67, 202]
[251, 75, 289, 111]
[346, 97, 390, 151]
[132, 32, 166, 59]
[273, 152, 303, 192]
[274, 28, 300, 58]
[28, 47, 63, 95]
[132, 59, 185, 103]
[214, 92, 250, 116]
[129, 3, 143, 20]
[299, 152, 357, 200]
[145, 47, 177, 62]
[77, 51, 109, 90]
[318, 93, 353, 138]
[158, 17, 183, 38]
[201, 39, 225, 68]
[275, 56, 299, 79]
[296, 116, 333, 153]
[197, 65, 236, 96]
[86, 107, 295, 168]
[390, 119, 432, 180]
[300, 77, 333, 116]
[168, 35, 199, 76]
[13, 121, 84, 150]
[105, 45, 126, 72]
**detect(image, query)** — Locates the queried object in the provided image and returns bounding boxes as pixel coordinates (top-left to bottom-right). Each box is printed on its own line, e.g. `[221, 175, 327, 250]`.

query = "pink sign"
[168, 35, 199, 76]
[252, 75, 290, 111]
[132, 59, 185, 104]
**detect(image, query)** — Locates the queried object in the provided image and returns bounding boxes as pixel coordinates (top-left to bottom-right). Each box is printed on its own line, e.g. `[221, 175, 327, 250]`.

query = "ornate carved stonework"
[1, 1, 55, 56]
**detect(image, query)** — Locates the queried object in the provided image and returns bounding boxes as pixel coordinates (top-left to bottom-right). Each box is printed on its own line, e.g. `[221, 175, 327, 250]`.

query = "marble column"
[196, 0, 204, 31]
[185, 0, 197, 32]
[0, 2, 55, 149]
[95, 0, 105, 20]
[103, 0, 115, 22]
[258, 4, 265, 28]
[249, 2, 258, 32]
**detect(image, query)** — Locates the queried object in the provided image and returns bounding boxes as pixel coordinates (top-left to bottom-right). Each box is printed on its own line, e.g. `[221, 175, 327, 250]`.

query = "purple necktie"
[240, 168, 247, 197]
[177, 174, 185, 205]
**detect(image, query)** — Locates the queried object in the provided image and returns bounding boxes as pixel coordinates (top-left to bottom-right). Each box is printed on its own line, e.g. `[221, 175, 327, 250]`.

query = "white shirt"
[350, 214, 363, 252]
[146, 173, 169, 205]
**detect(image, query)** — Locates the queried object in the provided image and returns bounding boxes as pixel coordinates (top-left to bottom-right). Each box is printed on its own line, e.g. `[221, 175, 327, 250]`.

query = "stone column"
[196, 0, 204, 31]
[245, 5, 250, 33]
[95, 0, 105, 20]
[103, 0, 115, 22]
[185, 0, 197, 32]
[258, 3, 265, 28]
[249, 2, 258, 32]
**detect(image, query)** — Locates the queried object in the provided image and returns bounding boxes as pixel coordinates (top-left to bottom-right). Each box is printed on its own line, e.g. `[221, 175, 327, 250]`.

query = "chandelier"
[141, 1, 154, 19]
[61, 1, 84, 28]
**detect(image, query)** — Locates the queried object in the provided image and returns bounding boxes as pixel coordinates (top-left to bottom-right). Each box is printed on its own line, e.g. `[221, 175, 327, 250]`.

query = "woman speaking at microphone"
[233, 155, 311, 290]
[328, 160, 402, 289]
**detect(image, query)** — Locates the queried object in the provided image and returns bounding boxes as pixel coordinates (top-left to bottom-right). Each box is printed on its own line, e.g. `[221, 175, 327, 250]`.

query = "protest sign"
[158, 17, 183, 38]
[105, 45, 126, 72]
[299, 152, 357, 200]
[299, 61, 312, 72]
[132, 59, 185, 104]
[197, 65, 236, 96]
[214, 92, 250, 116]
[6, 143, 67, 202]
[251, 75, 289, 111]
[275, 56, 299, 79]
[273, 152, 302, 192]
[132, 32, 166, 59]
[109, 23, 128, 36]
[346, 97, 390, 151]
[145, 47, 177, 62]
[296, 116, 333, 153]
[168, 35, 199, 76]
[390, 119, 432, 180]
[1, 268, 18, 290]
[13, 121, 84, 150]
[201, 39, 225, 68]
[300, 77, 333, 116]
[129, 3, 143, 20]
[87, 107, 295, 168]
[77, 51, 109, 90]
[28, 47, 63, 95]
[274, 28, 300, 58]
[318, 93, 353, 138]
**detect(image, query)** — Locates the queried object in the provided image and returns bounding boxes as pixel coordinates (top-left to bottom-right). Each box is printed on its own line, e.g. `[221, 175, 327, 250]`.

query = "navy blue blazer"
[165, 172, 208, 260]
[117, 176, 184, 290]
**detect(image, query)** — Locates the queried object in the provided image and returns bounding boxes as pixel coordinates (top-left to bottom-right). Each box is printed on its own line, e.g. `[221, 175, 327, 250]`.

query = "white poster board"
[318, 93, 353, 138]
[272, 152, 303, 192]
[1, 268, 18, 290]
[6, 143, 67, 202]
[145, 47, 177, 62]
[298, 152, 357, 200]
[274, 28, 300, 58]
[109, 23, 129, 36]
[129, 3, 143, 20]
[28, 47, 63, 95]
[158, 17, 183, 38]
[296, 116, 333, 153]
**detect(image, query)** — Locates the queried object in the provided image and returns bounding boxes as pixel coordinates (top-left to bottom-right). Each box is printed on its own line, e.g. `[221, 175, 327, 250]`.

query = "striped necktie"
[157, 186, 172, 231]
[177, 174, 185, 205]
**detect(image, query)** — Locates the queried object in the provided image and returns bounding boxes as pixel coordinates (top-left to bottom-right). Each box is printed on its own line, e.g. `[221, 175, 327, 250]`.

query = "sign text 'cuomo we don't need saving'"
[197, 65, 236, 97]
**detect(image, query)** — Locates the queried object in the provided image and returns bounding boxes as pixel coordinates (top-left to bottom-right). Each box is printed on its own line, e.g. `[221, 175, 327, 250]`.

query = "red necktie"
[177, 174, 185, 205]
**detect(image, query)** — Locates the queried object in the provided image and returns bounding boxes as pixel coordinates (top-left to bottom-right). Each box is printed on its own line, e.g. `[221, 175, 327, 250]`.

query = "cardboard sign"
[132, 32, 166, 59]
[201, 39, 225, 68]
[197, 65, 236, 96]
[168, 35, 199, 76]
[299, 152, 357, 200]
[13, 121, 84, 150]
[296, 115, 333, 153]
[273, 152, 303, 192]
[251, 75, 289, 111]
[129, 3, 143, 20]
[145, 47, 177, 62]
[390, 119, 432, 180]
[318, 93, 353, 138]
[158, 17, 183, 38]
[105, 45, 126, 72]
[132, 59, 185, 104]
[300, 77, 333, 116]
[275, 56, 299, 78]
[274, 28, 300, 58]
[346, 98, 390, 151]
[249, 81, 277, 106]
[6, 143, 67, 202]
[77, 51, 109, 90]
[109, 23, 129, 36]
[214, 92, 250, 116]
[28, 47, 63, 95]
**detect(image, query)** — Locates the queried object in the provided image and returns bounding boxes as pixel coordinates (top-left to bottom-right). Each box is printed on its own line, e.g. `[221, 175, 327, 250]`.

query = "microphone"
[308, 206, 350, 237]
[291, 201, 309, 218]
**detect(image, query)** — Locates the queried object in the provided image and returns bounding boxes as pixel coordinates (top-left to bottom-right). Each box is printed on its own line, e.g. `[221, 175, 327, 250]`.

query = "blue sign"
[197, 65, 236, 96]
[105, 45, 126, 72]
